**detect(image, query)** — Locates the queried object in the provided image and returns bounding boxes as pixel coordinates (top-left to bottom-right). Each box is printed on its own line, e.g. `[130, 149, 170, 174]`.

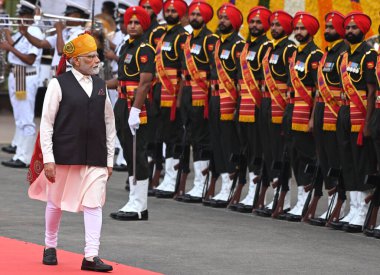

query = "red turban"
[124, 6, 151, 31]
[293, 12, 319, 36]
[247, 6, 272, 32]
[325, 11, 345, 38]
[139, 0, 163, 15]
[217, 3, 243, 31]
[163, 0, 188, 19]
[270, 10, 293, 35]
[188, 0, 214, 24]
[343, 11, 372, 35]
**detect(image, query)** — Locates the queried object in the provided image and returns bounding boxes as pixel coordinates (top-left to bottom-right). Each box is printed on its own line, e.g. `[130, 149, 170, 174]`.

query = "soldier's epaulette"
[310, 49, 323, 55]
[152, 25, 165, 33]
[263, 40, 272, 46]
[208, 33, 219, 39]
[287, 44, 296, 48]
[140, 43, 156, 53]
[365, 49, 377, 55]
[236, 40, 245, 45]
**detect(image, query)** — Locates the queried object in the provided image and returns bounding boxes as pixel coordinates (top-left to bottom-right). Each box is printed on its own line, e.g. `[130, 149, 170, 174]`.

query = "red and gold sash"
[238, 43, 261, 123]
[289, 52, 313, 132]
[118, 81, 148, 124]
[184, 35, 209, 118]
[156, 33, 179, 120]
[214, 40, 237, 120]
[340, 52, 367, 145]
[376, 54, 380, 109]
[317, 52, 342, 131]
[262, 47, 288, 124]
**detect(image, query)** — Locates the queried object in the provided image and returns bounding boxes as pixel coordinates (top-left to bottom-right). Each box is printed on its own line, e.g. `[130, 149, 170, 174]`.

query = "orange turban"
[188, 0, 213, 24]
[139, 0, 163, 15]
[325, 11, 345, 38]
[124, 6, 151, 31]
[63, 33, 97, 59]
[217, 3, 243, 31]
[163, 0, 188, 19]
[247, 6, 272, 31]
[344, 11, 372, 35]
[270, 10, 293, 35]
[293, 12, 319, 36]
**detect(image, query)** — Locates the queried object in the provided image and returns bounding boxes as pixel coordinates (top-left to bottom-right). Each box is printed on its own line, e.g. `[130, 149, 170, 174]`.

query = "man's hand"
[54, 21, 65, 32]
[19, 24, 28, 36]
[44, 162, 56, 183]
[107, 167, 113, 180]
[128, 107, 141, 135]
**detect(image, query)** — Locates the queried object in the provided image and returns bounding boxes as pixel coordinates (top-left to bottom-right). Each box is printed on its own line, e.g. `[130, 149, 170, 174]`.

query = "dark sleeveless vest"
[52, 71, 107, 167]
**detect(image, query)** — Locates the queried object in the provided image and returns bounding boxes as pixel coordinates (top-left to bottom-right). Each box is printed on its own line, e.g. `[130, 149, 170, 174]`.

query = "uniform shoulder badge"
[367, 61, 375, 69]
[140, 55, 148, 64]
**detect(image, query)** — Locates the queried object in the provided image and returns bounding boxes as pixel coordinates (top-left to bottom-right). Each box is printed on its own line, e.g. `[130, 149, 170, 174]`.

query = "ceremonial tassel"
[56, 54, 67, 76]
[27, 132, 43, 185]
[356, 121, 364, 146]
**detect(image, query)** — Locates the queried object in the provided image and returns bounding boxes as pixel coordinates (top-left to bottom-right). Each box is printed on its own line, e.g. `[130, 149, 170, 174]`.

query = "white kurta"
[28, 68, 116, 212]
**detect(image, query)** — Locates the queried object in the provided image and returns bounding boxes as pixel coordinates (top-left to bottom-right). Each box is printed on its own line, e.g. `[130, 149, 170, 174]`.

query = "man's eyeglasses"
[78, 54, 99, 60]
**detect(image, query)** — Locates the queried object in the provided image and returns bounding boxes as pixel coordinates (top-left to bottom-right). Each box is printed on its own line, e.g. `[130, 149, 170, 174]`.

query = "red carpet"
[0, 236, 163, 274]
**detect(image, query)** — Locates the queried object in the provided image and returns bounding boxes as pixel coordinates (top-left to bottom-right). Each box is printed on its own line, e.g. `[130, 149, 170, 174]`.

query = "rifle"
[253, 159, 269, 212]
[173, 125, 190, 201]
[325, 168, 346, 227]
[227, 153, 246, 209]
[203, 153, 219, 205]
[301, 162, 322, 221]
[363, 174, 380, 234]
[148, 142, 164, 196]
[271, 150, 290, 218]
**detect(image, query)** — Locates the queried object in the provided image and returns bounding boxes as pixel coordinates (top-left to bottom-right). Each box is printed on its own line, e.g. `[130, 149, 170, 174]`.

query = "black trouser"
[280, 103, 294, 192]
[336, 105, 376, 191]
[114, 98, 149, 180]
[238, 107, 261, 175]
[181, 86, 210, 163]
[259, 98, 274, 182]
[313, 102, 339, 190]
[370, 108, 380, 169]
[209, 95, 240, 174]
[153, 84, 183, 159]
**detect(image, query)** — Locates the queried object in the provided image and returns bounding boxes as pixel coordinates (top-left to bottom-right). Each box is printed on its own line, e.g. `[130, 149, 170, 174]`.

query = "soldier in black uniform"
[153, 0, 189, 198]
[108, 6, 156, 221]
[306, 11, 349, 226]
[229, 6, 272, 213]
[175, 0, 217, 203]
[256, 10, 296, 217]
[204, 3, 245, 208]
[139, 0, 166, 195]
[330, 12, 377, 232]
[283, 12, 323, 222]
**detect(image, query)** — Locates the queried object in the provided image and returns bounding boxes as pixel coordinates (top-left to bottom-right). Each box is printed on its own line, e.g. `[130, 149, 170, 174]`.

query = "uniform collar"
[220, 31, 235, 43]
[349, 41, 364, 54]
[193, 26, 205, 38]
[297, 40, 315, 53]
[272, 36, 287, 49]
[327, 39, 343, 52]
[167, 22, 181, 32]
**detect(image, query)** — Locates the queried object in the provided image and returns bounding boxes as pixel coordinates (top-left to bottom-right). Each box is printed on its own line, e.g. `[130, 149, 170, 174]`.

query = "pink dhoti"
[28, 165, 108, 212]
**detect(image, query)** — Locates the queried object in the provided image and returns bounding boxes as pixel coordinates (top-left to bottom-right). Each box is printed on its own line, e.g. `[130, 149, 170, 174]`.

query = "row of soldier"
[1, 0, 380, 238]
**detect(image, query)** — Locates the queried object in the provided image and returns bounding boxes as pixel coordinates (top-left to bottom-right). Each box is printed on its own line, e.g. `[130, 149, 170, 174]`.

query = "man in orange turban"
[173, 0, 217, 203]
[282, 12, 323, 222]
[330, 11, 378, 233]
[304, 11, 349, 227]
[203, 3, 245, 208]
[28, 32, 115, 272]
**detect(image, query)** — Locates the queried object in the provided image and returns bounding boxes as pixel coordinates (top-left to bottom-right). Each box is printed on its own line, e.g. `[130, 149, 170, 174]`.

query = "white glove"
[128, 107, 141, 135]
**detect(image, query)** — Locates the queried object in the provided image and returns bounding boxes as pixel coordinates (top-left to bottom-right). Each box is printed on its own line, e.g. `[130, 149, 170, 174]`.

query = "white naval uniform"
[7, 26, 44, 165]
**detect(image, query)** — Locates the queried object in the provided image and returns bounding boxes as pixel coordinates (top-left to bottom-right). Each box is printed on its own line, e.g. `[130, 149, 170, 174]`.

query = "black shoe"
[81, 257, 113, 272]
[1, 145, 16, 154]
[1, 159, 28, 168]
[236, 203, 253, 213]
[255, 207, 273, 217]
[228, 203, 239, 211]
[43, 248, 57, 265]
[113, 164, 127, 172]
[182, 194, 202, 203]
[308, 217, 327, 226]
[155, 190, 174, 198]
[373, 229, 380, 238]
[343, 223, 363, 233]
[329, 221, 348, 230]
[174, 194, 186, 202]
[202, 197, 213, 206]
[209, 199, 229, 208]
[286, 213, 302, 222]
[363, 228, 375, 237]
[110, 210, 148, 221]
